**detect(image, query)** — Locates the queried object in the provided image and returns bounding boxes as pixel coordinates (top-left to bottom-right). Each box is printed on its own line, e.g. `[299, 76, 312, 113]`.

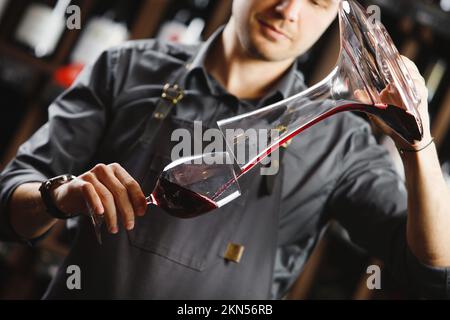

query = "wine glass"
[145, 152, 241, 218]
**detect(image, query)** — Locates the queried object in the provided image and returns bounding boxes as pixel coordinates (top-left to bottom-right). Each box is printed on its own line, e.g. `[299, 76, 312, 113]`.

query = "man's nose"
[275, 0, 302, 22]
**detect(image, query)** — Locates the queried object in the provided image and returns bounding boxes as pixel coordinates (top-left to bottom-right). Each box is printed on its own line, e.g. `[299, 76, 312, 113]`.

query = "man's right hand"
[52, 163, 148, 233]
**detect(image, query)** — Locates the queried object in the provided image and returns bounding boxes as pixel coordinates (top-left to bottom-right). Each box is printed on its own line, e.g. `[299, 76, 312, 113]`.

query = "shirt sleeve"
[325, 121, 450, 299]
[0, 49, 118, 243]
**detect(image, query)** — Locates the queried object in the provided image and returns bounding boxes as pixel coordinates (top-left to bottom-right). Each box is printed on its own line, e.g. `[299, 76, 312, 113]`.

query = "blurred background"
[0, 0, 449, 299]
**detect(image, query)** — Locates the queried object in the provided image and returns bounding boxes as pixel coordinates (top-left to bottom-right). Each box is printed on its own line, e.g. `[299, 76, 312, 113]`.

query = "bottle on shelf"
[70, 0, 140, 67]
[14, 0, 74, 58]
[424, 58, 448, 104]
[157, 0, 216, 45]
[157, 10, 205, 45]
[441, 0, 450, 11]
[0, 0, 9, 23]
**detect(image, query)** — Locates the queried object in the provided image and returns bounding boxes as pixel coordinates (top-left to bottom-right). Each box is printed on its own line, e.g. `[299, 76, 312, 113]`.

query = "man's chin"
[249, 46, 293, 62]
[247, 37, 294, 61]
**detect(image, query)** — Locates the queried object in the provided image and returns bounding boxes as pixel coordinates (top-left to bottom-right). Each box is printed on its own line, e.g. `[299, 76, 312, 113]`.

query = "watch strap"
[39, 174, 77, 220]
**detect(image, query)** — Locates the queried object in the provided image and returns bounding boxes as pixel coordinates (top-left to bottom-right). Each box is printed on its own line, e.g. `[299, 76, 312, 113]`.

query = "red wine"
[150, 177, 218, 218]
[239, 103, 422, 175]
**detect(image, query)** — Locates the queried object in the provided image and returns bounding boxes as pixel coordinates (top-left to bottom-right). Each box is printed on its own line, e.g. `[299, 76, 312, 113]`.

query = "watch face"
[49, 174, 76, 188]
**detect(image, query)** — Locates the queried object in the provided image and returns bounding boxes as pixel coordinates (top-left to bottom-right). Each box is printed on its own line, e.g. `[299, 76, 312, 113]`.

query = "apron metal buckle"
[162, 83, 184, 105]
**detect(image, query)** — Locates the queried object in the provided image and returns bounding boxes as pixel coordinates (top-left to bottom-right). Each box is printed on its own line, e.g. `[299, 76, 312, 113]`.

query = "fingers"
[400, 55, 419, 72]
[400, 56, 429, 108]
[379, 84, 404, 108]
[77, 163, 146, 234]
[80, 172, 118, 234]
[91, 164, 136, 231]
[79, 180, 104, 216]
[400, 55, 426, 86]
[110, 163, 147, 217]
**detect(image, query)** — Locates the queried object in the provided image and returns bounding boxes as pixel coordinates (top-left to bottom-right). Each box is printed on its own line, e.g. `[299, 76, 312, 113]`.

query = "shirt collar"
[184, 26, 225, 96]
[251, 60, 306, 109]
[186, 25, 305, 105]
[188, 26, 224, 72]
[273, 59, 303, 99]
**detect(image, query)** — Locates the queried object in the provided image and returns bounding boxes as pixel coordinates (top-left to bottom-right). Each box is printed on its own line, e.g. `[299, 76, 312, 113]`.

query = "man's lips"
[257, 18, 292, 40]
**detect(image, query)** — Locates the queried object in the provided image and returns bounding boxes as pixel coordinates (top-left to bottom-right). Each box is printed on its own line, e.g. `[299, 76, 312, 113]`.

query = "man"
[1, 0, 450, 299]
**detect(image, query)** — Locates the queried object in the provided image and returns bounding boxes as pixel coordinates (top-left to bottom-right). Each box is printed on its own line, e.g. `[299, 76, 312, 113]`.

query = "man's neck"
[204, 22, 295, 100]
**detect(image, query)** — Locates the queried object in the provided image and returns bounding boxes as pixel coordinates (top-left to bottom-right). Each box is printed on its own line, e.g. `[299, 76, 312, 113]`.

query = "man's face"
[231, 0, 339, 61]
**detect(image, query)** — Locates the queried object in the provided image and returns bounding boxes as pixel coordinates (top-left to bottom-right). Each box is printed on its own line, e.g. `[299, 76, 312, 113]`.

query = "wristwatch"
[39, 174, 77, 220]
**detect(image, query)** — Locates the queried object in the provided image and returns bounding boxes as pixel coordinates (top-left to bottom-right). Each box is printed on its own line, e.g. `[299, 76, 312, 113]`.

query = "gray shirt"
[0, 28, 449, 299]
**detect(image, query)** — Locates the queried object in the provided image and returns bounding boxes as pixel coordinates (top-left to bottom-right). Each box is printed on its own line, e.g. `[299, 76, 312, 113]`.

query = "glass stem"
[146, 194, 157, 206]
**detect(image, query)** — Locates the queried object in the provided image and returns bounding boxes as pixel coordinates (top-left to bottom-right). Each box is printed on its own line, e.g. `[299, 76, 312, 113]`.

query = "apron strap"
[138, 67, 189, 148]
[261, 73, 299, 195]
[260, 147, 287, 196]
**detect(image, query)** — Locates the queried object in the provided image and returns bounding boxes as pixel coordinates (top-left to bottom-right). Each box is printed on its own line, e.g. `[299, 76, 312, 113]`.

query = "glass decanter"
[217, 0, 423, 175]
